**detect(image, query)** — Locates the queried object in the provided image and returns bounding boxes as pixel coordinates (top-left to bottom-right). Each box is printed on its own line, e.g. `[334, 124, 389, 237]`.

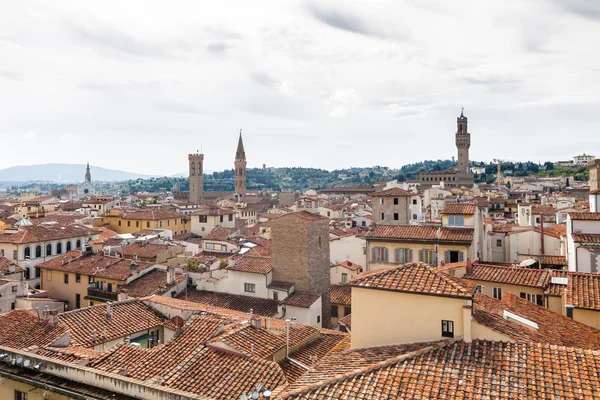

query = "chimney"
[251, 315, 262, 329]
[130, 261, 139, 274]
[106, 303, 112, 321]
[166, 267, 175, 285]
[49, 309, 59, 326]
[62, 257, 68, 265]
[92, 329, 97, 343]
[291, 317, 297, 329]
[249, 308, 253, 320]
[466, 258, 472, 275]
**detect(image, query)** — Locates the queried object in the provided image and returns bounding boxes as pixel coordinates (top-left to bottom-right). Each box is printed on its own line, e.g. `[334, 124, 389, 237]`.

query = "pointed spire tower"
[85, 162, 92, 183]
[234, 129, 247, 197]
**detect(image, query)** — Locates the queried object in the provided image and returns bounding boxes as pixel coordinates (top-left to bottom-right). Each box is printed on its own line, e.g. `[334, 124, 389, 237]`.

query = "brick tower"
[271, 211, 331, 328]
[188, 151, 204, 203]
[456, 108, 471, 174]
[234, 130, 247, 197]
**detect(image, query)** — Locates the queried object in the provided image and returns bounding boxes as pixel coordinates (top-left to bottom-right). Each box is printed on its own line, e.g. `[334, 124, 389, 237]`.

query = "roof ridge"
[279, 338, 459, 398]
[431, 265, 474, 296]
[349, 263, 412, 284]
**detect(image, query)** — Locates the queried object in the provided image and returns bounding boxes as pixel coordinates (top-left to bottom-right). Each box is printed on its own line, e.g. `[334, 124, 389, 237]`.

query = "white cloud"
[22, 130, 35, 139]
[329, 105, 347, 118]
[277, 80, 297, 97]
[328, 88, 360, 105]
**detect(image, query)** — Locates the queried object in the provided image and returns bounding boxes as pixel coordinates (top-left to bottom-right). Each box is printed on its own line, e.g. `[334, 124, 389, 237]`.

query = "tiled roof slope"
[474, 292, 600, 350]
[573, 233, 600, 244]
[281, 340, 600, 399]
[58, 300, 168, 347]
[0, 310, 68, 349]
[365, 224, 474, 242]
[569, 212, 600, 220]
[329, 284, 351, 305]
[371, 188, 412, 197]
[176, 289, 279, 316]
[0, 224, 100, 244]
[349, 262, 476, 299]
[121, 242, 170, 259]
[227, 255, 272, 274]
[0, 257, 23, 274]
[331, 260, 361, 271]
[119, 269, 184, 298]
[440, 202, 477, 214]
[282, 292, 322, 308]
[567, 272, 600, 310]
[463, 264, 551, 288]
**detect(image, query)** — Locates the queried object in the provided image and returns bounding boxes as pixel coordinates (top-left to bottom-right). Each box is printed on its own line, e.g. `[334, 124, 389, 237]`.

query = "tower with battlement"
[456, 109, 471, 174]
[188, 152, 204, 203]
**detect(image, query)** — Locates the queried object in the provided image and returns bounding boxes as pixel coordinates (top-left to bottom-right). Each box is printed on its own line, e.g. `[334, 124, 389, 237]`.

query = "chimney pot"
[466, 258, 473, 275]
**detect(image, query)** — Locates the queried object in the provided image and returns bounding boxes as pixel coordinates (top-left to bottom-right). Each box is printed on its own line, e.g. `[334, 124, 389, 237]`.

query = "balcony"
[87, 287, 119, 302]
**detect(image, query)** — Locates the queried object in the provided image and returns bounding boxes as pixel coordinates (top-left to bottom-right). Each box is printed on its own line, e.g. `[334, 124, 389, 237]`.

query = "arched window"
[35, 245, 42, 258]
[35, 267, 40, 278]
[76, 239, 81, 249]
[191, 162, 195, 176]
[24, 246, 31, 259]
[46, 244, 52, 256]
[56, 242, 62, 254]
[24, 268, 30, 280]
[66, 241, 72, 252]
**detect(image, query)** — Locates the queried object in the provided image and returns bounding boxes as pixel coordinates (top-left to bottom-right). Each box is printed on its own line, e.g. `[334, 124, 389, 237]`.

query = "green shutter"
[407, 249, 413, 262]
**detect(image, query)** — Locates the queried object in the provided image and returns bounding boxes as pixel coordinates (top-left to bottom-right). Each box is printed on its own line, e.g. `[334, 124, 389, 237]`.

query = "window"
[341, 273, 348, 283]
[344, 306, 351, 316]
[15, 389, 28, 399]
[35, 245, 42, 258]
[379, 198, 384, 205]
[108, 283, 113, 293]
[444, 250, 464, 263]
[136, 221, 140, 228]
[441, 320, 454, 338]
[75, 293, 81, 309]
[146, 221, 150, 228]
[35, 267, 40, 278]
[244, 283, 256, 293]
[327, 211, 331, 217]
[64, 273, 69, 284]
[492, 287, 502, 300]
[199, 215, 208, 223]
[393, 213, 399, 221]
[371, 247, 389, 262]
[219, 215, 224, 223]
[46, 243, 52, 256]
[11, 285, 17, 293]
[229, 214, 233, 221]
[412, 199, 417, 205]
[521, 292, 544, 307]
[13, 249, 17, 259]
[205, 242, 215, 250]
[167, 220, 170, 226]
[76, 273, 81, 283]
[331, 305, 338, 318]
[24, 246, 31, 259]
[317, 315, 321, 324]
[566, 306, 574, 319]
[380, 213, 385, 220]
[11, 302, 16, 310]
[118, 221, 122, 226]
[419, 249, 436, 265]
[393, 198, 399, 205]
[273, 292, 279, 301]
[89, 275, 94, 284]
[159, 221, 163, 228]
[66, 241, 72, 252]
[90, 301, 94, 306]
[413, 214, 418, 220]
[76, 239, 81, 249]
[46, 270, 52, 282]
[395, 248, 413, 264]
[447, 215, 465, 226]
[318, 236, 322, 247]
[24, 268, 30, 280]
[127, 221, 131, 227]
[496, 239, 502, 247]
[56, 242, 62, 254]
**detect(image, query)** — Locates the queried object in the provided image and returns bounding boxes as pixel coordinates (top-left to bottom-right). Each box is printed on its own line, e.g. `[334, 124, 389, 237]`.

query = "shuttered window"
[395, 248, 413, 264]
[419, 249, 436, 265]
[371, 247, 389, 262]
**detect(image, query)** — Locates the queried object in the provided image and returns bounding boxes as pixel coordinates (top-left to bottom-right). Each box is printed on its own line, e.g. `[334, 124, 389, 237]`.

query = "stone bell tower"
[455, 108, 471, 174]
[188, 151, 204, 203]
[234, 130, 247, 197]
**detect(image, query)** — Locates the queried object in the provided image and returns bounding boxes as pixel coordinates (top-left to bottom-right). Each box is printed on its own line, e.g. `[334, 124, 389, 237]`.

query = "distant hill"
[0, 164, 155, 182]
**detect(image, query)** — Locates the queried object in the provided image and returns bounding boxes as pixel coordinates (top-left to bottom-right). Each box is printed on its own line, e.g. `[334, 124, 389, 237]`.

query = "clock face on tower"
[84, 189, 89, 194]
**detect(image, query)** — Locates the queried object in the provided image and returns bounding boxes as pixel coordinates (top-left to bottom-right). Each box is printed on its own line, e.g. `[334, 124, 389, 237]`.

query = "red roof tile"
[573, 233, 600, 244]
[329, 285, 352, 305]
[176, 289, 279, 316]
[569, 212, 600, 220]
[227, 255, 272, 274]
[282, 291, 321, 308]
[440, 203, 477, 215]
[371, 188, 412, 197]
[365, 224, 474, 242]
[0, 224, 100, 244]
[464, 264, 551, 288]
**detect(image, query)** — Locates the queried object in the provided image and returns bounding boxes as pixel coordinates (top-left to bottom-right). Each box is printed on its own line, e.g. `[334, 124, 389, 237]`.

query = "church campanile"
[234, 130, 247, 197]
[455, 108, 471, 174]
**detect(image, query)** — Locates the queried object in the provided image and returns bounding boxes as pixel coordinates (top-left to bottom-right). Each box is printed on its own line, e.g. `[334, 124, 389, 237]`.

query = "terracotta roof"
[0, 224, 100, 244]
[331, 260, 362, 271]
[37, 251, 153, 281]
[566, 272, 600, 310]
[121, 242, 170, 260]
[276, 210, 330, 221]
[119, 269, 184, 298]
[0, 310, 68, 349]
[518, 254, 568, 265]
[573, 233, 600, 244]
[350, 262, 476, 299]
[0, 257, 23, 275]
[191, 206, 235, 216]
[338, 313, 351, 328]
[463, 264, 551, 288]
[569, 212, 600, 220]
[122, 209, 183, 220]
[176, 289, 279, 316]
[227, 255, 272, 274]
[282, 291, 321, 308]
[440, 202, 477, 215]
[531, 205, 555, 215]
[203, 226, 238, 241]
[329, 284, 352, 305]
[58, 300, 168, 347]
[281, 340, 600, 399]
[365, 224, 474, 242]
[371, 188, 412, 197]
[268, 281, 295, 291]
[473, 292, 600, 349]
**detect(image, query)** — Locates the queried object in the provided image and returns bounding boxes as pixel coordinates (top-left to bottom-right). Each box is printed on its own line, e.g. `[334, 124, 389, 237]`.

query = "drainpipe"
[285, 319, 290, 357]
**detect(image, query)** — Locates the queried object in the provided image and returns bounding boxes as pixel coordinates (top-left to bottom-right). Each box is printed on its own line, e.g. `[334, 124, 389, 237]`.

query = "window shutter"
[458, 251, 464, 262]
[384, 248, 389, 262]
[371, 247, 377, 262]
[408, 249, 413, 262]
[444, 251, 450, 263]
[419, 249, 424, 262]
[395, 248, 401, 263]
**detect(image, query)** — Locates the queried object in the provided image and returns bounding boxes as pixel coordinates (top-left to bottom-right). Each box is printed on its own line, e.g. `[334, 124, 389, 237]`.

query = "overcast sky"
[1, 0, 599, 176]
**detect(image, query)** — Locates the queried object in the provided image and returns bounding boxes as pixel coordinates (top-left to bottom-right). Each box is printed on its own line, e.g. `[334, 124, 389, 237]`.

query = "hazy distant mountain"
[0, 163, 156, 182]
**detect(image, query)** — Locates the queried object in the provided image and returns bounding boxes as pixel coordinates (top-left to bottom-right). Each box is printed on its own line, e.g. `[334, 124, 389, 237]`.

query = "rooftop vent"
[503, 310, 538, 330]
[551, 276, 568, 285]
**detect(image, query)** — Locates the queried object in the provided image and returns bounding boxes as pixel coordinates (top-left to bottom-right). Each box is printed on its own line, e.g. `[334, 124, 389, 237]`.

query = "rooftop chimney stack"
[166, 267, 175, 285]
[466, 258, 473, 275]
[106, 303, 112, 321]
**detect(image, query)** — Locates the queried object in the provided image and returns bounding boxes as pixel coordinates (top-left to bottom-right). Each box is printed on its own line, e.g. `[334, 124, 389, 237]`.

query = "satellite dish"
[16, 357, 23, 365]
[519, 259, 536, 267]
[264, 391, 272, 397]
[23, 359, 31, 368]
[240, 395, 248, 400]
[252, 392, 260, 400]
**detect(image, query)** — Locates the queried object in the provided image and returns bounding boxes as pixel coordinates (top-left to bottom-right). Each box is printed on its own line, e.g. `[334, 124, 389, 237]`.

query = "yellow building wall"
[471, 320, 516, 342]
[574, 308, 600, 329]
[468, 280, 545, 300]
[442, 214, 474, 227]
[547, 295, 563, 315]
[351, 287, 469, 349]
[40, 269, 124, 310]
[103, 216, 189, 235]
[369, 240, 471, 269]
[0, 377, 71, 400]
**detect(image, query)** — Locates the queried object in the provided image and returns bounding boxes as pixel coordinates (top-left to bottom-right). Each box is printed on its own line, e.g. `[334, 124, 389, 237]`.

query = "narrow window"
[244, 283, 256, 293]
[331, 306, 338, 317]
[76, 274, 81, 283]
[441, 320, 454, 338]
[393, 198, 399, 205]
[341, 273, 348, 283]
[492, 287, 502, 300]
[64, 273, 69, 284]
[394, 213, 399, 221]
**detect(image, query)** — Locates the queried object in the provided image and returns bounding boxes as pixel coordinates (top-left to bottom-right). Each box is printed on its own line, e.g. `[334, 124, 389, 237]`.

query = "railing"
[87, 287, 119, 301]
